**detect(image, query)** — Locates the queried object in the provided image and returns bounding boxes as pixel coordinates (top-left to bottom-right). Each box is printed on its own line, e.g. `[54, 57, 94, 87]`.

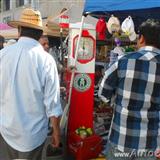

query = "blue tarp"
[83, 0, 160, 21]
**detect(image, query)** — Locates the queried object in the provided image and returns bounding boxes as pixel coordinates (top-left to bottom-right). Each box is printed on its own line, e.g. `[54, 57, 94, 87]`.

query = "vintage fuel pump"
[67, 23, 96, 133]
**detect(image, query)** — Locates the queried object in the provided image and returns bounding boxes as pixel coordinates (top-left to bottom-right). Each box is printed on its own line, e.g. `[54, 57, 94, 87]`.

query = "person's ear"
[139, 34, 145, 45]
[137, 34, 145, 49]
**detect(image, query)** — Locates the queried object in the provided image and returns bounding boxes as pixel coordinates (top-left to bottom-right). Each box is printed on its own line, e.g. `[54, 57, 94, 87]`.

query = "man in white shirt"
[0, 8, 62, 160]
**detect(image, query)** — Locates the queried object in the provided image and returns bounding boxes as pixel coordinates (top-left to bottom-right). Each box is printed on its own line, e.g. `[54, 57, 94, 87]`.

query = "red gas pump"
[67, 23, 96, 133]
[64, 23, 102, 159]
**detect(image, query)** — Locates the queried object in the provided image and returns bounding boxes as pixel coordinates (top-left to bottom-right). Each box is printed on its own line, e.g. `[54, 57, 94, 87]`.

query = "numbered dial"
[74, 37, 94, 60]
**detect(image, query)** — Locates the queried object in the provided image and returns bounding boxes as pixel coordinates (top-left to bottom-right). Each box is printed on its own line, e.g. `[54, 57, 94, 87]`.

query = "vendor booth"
[60, 1, 160, 160]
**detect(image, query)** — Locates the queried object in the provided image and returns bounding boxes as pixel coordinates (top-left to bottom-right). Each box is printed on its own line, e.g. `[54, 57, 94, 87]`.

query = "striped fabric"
[98, 46, 160, 152]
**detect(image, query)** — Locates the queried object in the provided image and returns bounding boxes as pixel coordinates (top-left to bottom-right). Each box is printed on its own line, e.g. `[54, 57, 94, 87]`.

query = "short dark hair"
[0, 35, 5, 49]
[19, 26, 43, 41]
[40, 35, 48, 39]
[139, 19, 160, 48]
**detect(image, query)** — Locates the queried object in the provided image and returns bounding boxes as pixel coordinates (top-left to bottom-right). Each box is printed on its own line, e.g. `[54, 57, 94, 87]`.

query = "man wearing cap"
[0, 8, 62, 160]
[98, 19, 160, 160]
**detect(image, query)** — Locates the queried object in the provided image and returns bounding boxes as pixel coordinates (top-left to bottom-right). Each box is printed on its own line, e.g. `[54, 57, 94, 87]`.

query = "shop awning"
[83, 0, 160, 21]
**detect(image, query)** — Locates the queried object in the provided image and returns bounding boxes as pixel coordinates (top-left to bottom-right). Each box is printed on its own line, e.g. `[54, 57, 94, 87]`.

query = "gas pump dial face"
[74, 37, 94, 60]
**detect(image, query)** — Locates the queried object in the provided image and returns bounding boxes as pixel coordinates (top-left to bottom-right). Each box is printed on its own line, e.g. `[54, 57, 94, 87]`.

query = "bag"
[68, 132, 103, 160]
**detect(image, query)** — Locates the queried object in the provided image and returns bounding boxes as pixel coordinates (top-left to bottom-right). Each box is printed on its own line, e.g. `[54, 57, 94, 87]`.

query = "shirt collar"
[18, 37, 41, 47]
[139, 46, 160, 54]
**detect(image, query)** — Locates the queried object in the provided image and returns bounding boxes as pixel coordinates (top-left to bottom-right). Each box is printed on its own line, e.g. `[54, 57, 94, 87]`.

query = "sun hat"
[107, 15, 120, 34]
[121, 16, 137, 41]
[7, 8, 43, 30]
[42, 8, 70, 37]
[43, 21, 68, 37]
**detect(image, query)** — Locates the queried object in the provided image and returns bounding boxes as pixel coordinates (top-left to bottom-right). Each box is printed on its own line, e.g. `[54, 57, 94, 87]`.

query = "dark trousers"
[0, 134, 44, 160]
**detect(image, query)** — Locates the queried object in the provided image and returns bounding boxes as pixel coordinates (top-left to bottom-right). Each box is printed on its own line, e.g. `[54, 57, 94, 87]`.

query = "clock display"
[74, 37, 94, 60]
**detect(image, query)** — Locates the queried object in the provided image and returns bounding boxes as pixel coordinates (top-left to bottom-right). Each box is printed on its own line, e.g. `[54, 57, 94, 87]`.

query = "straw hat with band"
[8, 8, 43, 30]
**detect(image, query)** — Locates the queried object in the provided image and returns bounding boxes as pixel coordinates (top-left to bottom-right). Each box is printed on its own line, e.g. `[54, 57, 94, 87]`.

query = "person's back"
[0, 8, 62, 160]
[99, 19, 160, 159]
[1, 37, 50, 146]
[111, 48, 160, 150]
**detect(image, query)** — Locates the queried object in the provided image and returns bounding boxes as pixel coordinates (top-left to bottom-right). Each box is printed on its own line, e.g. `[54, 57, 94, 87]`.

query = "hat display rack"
[96, 14, 137, 42]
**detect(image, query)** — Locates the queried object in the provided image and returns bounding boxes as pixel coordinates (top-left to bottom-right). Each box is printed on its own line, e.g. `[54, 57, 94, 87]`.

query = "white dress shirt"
[0, 37, 62, 152]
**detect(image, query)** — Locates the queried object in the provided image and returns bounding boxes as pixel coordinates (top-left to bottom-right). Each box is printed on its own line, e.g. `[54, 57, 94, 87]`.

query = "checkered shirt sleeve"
[98, 61, 118, 103]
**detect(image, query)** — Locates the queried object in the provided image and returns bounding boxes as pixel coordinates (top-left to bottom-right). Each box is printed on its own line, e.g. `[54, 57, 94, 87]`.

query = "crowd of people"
[0, 7, 160, 160]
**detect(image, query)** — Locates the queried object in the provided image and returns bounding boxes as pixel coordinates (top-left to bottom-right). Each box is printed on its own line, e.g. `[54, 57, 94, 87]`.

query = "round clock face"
[74, 37, 94, 60]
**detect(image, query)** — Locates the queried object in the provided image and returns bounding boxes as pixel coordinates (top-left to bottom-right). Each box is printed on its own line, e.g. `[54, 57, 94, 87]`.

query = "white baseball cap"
[107, 15, 120, 34]
[121, 16, 137, 41]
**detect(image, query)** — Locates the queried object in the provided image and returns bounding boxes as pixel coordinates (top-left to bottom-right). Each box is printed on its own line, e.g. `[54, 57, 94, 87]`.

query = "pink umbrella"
[0, 23, 13, 30]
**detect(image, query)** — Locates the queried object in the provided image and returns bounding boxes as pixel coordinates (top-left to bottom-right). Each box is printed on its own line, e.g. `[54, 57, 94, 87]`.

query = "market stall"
[61, 1, 160, 159]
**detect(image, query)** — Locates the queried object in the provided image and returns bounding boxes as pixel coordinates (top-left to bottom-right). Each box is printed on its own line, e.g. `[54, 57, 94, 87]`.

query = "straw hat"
[43, 20, 68, 37]
[8, 8, 43, 30]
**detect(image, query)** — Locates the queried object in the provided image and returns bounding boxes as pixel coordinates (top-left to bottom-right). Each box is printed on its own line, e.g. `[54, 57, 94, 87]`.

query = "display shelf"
[96, 38, 136, 46]
[95, 61, 106, 67]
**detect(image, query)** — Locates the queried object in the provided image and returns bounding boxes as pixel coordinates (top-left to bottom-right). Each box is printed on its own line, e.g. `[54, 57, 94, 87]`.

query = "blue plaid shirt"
[98, 46, 160, 152]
